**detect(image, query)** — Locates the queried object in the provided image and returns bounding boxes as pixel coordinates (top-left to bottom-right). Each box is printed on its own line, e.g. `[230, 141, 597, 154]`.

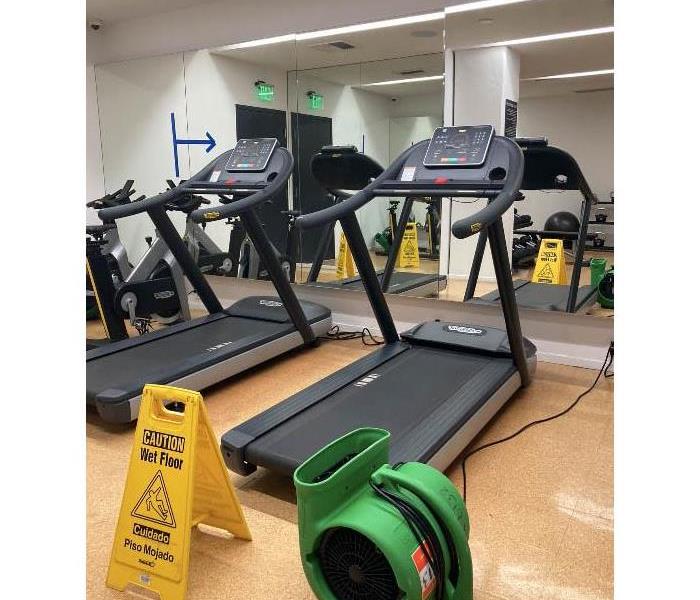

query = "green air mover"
[294, 428, 473, 600]
[598, 267, 614, 309]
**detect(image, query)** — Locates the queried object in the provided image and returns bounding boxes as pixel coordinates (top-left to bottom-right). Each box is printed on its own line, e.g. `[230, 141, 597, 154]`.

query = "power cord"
[370, 480, 447, 600]
[460, 342, 614, 500]
[320, 325, 384, 346]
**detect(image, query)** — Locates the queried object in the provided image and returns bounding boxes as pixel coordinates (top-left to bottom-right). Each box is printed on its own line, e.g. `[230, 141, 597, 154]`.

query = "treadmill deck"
[475, 279, 597, 312]
[223, 342, 534, 475]
[86, 297, 331, 423]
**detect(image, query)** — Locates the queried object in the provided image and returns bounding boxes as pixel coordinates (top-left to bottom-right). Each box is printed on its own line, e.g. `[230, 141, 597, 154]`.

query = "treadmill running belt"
[244, 345, 516, 473]
[315, 271, 446, 294]
[477, 280, 597, 311]
[87, 316, 295, 404]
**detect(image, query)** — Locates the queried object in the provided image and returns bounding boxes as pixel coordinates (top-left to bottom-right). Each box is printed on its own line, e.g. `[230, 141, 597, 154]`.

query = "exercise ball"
[544, 211, 580, 249]
[544, 211, 580, 233]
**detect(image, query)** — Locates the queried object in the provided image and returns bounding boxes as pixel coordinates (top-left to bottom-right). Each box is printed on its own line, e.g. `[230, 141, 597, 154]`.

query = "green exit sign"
[255, 81, 275, 102]
[307, 92, 324, 110]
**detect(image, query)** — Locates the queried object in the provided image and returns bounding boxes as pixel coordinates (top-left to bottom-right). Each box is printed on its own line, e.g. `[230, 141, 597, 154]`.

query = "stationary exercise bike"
[86, 182, 191, 345]
[227, 200, 300, 282]
[164, 180, 236, 276]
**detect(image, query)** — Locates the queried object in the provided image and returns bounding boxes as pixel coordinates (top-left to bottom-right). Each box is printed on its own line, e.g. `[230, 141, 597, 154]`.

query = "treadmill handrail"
[295, 141, 428, 230]
[190, 148, 294, 223]
[97, 152, 226, 221]
[451, 138, 524, 239]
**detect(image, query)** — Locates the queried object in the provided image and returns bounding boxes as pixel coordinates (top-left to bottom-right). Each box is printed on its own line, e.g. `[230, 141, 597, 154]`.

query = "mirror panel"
[443, 0, 614, 316]
[292, 16, 446, 297]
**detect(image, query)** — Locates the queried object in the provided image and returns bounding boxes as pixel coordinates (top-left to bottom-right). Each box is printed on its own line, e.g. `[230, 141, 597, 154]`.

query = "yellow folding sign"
[531, 238, 567, 285]
[336, 232, 356, 279]
[106, 384, 251, 600]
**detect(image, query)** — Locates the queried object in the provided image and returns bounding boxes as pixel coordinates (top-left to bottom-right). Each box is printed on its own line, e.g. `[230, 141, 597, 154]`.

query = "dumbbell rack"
[586, 194, 614, 251]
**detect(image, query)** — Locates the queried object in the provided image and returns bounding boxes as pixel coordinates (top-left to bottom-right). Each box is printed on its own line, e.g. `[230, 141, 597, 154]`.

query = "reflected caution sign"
[531, 238, 567, 285]
[398, 222, 421, 269]
[106, 385, 251, 600]
[336, 232, 356, 279]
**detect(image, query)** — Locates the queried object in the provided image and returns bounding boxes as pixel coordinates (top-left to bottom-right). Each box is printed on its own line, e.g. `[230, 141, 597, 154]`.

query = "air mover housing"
[294, 428, 473, 600]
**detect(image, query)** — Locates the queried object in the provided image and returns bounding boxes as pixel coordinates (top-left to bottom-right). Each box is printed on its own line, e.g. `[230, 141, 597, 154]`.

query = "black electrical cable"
[320, 325, 384, 346]
[370, 482, 446, 600]
[460, 342, 614, 501]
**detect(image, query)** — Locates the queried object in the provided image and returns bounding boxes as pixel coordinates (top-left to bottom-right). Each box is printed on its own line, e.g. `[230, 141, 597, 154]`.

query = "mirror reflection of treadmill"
[305, 145, 446, 297]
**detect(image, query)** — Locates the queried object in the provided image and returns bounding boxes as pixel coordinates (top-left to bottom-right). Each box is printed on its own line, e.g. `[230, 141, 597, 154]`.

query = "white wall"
[86, 63, 104, 225]
[517, 89, 614, 229]
[95, 53, 191, 259]
[446, 46, 519, 280]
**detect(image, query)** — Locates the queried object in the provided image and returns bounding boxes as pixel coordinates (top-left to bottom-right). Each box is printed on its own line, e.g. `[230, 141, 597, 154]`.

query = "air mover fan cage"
[318, 527, 400, 600]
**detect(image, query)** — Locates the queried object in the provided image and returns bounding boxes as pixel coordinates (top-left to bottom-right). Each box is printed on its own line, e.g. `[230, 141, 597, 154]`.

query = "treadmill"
[221, 125, 536, 477]
[304, 145, 447, 297]
[464, 137, 598, 312]
[87, 139, 331, 424]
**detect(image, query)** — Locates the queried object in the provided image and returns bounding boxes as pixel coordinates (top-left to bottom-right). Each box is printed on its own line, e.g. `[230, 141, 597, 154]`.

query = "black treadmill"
[464, 137, 598, 312]
[304, 145, 447, 297]
[221, 126, 536, 477]
[87, 139, 331, 424]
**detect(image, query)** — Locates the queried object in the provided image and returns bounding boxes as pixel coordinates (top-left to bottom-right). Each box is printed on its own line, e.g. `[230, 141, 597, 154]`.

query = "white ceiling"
[87, 0, 220, 23]
[95, 0, 613, 99]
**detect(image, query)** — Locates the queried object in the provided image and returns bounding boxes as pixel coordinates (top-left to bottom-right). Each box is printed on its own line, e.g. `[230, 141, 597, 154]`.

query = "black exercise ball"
[544, 211, 580, 249]
[544, 211, 580, 233]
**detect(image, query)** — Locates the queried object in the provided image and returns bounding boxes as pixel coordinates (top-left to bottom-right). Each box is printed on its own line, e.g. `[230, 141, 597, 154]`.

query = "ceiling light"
[477, 26, 614, 48]
[296, 13, 444, 41]
[446, 0, 537, 14]
[363, 75, 444, 87]
[221, 34, 295, 50]
[523, 69, 614, 81]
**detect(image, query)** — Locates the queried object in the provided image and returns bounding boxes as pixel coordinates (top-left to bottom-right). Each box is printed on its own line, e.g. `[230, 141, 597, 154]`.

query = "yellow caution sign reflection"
[398, 222, 420, 269]
[106, 385, 251, 600]
[531, 238, 567, 285]
[336, 232, 356, 279]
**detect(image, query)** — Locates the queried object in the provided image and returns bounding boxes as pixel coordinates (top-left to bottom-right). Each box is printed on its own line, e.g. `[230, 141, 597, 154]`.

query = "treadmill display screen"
[423, 125, 494, 167]
[225, 138, 278, 172]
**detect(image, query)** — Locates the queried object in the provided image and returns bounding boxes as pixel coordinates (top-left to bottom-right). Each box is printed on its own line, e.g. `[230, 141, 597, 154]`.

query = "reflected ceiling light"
[523, 69, 614, 81]
[446, 0, 537, 13]
[296, 13, 444, 41]
[222, 34, 295, 50]
[477, 26, 614, 47]
[363, 75, 444, 87]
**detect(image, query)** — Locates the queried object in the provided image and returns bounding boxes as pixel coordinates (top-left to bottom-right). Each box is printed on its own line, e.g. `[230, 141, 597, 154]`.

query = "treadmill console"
[423, 125, 494, 167]
[225, 138, 278, 172]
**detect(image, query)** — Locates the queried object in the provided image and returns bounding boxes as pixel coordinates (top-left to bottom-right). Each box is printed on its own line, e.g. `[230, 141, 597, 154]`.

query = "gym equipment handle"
[295, 141, 427, 230]
[189, 148, 294, 222]
[451, 138, 524, 239]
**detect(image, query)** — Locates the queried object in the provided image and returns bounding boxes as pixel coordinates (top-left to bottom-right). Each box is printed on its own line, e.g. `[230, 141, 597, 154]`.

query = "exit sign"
[255, 81, 275, 102]
[307, 92, 324, 110]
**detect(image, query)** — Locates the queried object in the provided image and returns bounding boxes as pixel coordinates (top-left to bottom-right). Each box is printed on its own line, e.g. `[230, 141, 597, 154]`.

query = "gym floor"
[86, 333, 613, 599]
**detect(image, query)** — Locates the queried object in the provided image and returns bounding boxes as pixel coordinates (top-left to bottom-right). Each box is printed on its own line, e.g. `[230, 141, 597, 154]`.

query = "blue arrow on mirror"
[170, 112, 217, 176]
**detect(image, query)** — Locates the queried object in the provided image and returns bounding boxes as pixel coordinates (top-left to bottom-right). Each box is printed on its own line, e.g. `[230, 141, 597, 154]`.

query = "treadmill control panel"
[423, 125, 494, 167]
[225, 138, 278, 172]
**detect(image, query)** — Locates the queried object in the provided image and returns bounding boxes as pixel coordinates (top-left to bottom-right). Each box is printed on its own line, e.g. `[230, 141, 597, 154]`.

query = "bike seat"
[86, 223, 117, 236]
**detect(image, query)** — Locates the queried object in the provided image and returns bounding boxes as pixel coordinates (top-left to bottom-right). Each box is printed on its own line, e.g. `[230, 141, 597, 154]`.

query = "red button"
[225, 177, 236, 185]
[434, 177, 449, 185]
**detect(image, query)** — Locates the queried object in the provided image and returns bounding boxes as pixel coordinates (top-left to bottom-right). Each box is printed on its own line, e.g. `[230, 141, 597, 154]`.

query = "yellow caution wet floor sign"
[398, 222, 420, 269]
[336, 232, 356, 279]
[106, 385, 251, 600]
[531, 238, 567, 285]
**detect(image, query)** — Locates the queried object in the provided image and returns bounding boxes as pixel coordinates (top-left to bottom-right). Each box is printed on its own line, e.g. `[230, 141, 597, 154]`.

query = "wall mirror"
[290, 16, 446, 297]
[443, 0, 613, 317]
